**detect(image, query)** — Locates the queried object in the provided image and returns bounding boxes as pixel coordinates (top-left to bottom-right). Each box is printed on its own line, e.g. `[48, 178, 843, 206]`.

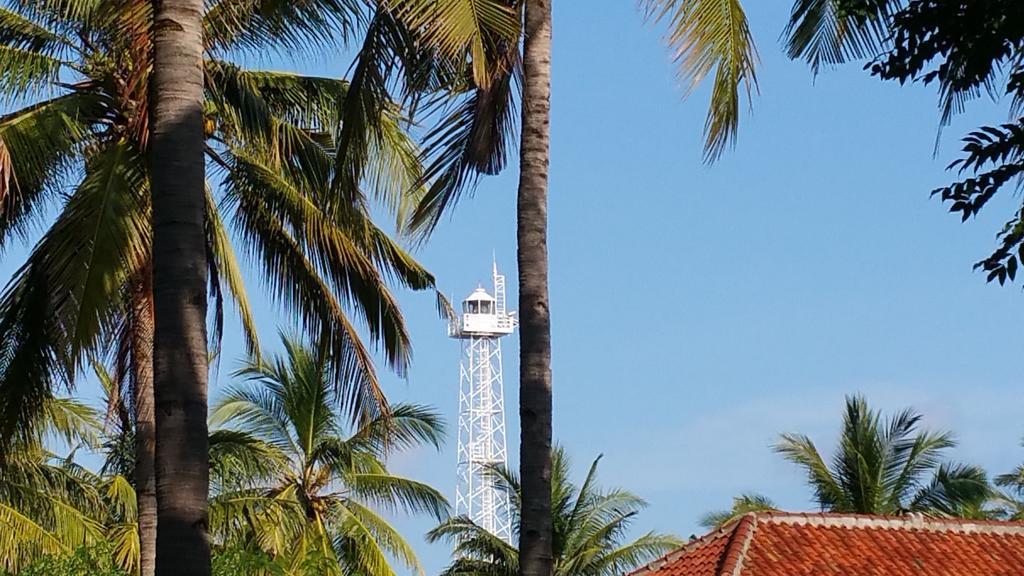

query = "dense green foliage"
[0, 338, 452, 575]
[210, 548, 283, 576]
[0, 2, 470, 569]
[0, 388, 690, 576]
[10, 544, 326, 576]
[0, 396, 138, 574]
[8, 545, 128, 576]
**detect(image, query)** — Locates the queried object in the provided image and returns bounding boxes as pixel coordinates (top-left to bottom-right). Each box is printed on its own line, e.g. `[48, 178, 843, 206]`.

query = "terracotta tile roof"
[630, 512, 1024, 576]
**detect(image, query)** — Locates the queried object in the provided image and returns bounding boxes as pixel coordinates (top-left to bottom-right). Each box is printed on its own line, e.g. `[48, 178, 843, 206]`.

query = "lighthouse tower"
[450, 262, 515, 543]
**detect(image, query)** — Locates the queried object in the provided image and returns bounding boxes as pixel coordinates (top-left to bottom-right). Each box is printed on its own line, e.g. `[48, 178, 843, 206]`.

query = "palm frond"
[774, 432, 847, 511]
[427, 515, 517, 568]
[408, 59, 517, 237]
[206, 184, 260, 357]
[209, 489, 307, 551]
[332, 497, 417, 576]
[38, 395, 100, 449]
[0, 122, 134, 451]
[832, 396, 886, 513]
[102, 474, 137, 521]
[0, 499, 74, 570]
[347, 403, 445, 457]
[0, 269, 68, 451]
[29, 139, 149, 364]
[0, 450, 106, 572]
[95, 355, 135, 478]
[778, 395, 981, 517]
[886, 426, 955, 507]
[0, 7, 76, 59]
[433, 446, 674, 576]
[211, 381, 300, 457]
[7, 0, 105, 31]
[224, 150, 407, 422]
[107, 522, 140, 573]
[330, 8, 398, 207]
[345, 472, 450, 520]
[206, 59, 278, 146]
[209, 428, 288, 491]
[484, 460, 521, 519]
[567, 489, 647, 560]
[212, 341, 446, 574]
[0, 44, 67, 101]
[363, 96, 427, 232]
[390, 0, 519, 89]
[783, 0, 898, 74]
[439, 557, 516, 576]
[327, 8, 456, 230]
[699, 493, 777, 529]
[204, 0, 361, 56]
[278, 335, 336, 457]
[212, 31, 430, 223]
[996, 462, 1024, 496]
[0, 92, 97, 249]
[207, 60, 344, 137]
[566, 454, 604, 538]
[584, 533, 682, 576]
[642, 0, 759, 161]
[910, 463, 993, 517]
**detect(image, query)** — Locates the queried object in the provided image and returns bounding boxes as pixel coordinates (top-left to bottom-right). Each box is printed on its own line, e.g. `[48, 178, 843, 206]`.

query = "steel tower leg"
[456, 334, 512, 543]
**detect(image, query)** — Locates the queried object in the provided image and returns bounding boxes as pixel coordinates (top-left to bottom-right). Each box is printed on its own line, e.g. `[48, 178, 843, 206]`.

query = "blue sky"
[4, 1, 1024, 574]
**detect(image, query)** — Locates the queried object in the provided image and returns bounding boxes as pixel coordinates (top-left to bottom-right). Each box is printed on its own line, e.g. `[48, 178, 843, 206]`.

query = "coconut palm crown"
[775, 395, 993, 516]
[207, 334, 449, 576]
[428, 447, 681, 576]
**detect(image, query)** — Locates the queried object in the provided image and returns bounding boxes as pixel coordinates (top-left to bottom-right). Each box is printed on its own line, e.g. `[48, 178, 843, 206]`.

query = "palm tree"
[207, 334, 449, 576]
[0, 394, 139, 574]
[515, 4, 555, 574]
[0, 2, 446, 573]
[774, 395, 993, 516]
[393, 2, 758, 574]
[699, 493, 778, 529]
[428, 447, 681, 576]
[993, 440, 1024, 521]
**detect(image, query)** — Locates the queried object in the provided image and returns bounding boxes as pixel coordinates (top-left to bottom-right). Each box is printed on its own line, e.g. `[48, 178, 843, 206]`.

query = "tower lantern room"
[465, 288, 494, 313]
[449, 268, 515, 338]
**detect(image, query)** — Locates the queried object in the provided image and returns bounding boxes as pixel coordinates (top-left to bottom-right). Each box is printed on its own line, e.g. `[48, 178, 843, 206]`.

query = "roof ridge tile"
[717, 513, 757, 576]
[752, 512, 1024, 536]
[628, 519, 741, 576]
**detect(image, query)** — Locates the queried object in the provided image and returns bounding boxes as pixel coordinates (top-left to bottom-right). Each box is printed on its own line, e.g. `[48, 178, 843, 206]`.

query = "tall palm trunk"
[516, 1, 553, 576]
[130, 266, 156, 576]
[149, 0, 210, 574]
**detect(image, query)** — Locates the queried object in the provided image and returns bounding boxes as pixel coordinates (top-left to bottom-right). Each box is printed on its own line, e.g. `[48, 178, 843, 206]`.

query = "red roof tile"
[630, 512, 1024, 576]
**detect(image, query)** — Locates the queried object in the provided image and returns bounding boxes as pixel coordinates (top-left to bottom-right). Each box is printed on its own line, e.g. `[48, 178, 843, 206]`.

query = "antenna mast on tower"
[449, 261, 516, 543]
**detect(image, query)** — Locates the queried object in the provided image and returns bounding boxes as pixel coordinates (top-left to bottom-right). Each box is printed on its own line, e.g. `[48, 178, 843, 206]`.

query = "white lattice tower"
[449, 261, 516, 544]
